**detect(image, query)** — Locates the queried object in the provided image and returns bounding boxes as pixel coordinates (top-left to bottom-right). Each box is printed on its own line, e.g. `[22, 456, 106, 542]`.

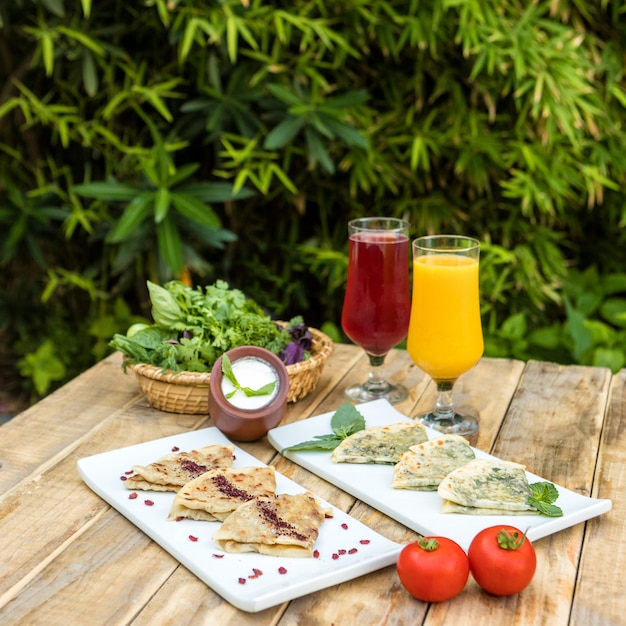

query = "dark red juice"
[341, 232, 410, 356]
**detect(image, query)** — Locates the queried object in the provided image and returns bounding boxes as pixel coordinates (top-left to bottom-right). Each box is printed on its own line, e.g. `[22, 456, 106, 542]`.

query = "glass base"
[345, 382, 409, 405]
[415, 411, 479, 437]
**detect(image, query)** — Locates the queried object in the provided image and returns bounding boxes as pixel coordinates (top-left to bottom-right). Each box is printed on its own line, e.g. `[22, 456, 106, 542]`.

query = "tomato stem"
[416, 535, 440, 551]
[496, 527, 530, 550]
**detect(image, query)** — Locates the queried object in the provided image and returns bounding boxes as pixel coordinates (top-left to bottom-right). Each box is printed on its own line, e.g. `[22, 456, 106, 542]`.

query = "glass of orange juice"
[407, 235, 483, 436]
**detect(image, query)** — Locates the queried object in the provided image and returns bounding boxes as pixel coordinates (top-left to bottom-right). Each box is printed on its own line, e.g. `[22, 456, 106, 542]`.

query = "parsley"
[528, 481, 563, 517]
[221, 354, 276, 399]
[283, 403, 366, 452]
[109, 280, 299, 372]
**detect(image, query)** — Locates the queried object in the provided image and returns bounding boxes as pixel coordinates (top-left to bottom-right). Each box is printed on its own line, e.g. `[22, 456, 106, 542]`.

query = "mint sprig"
[528, 481, 563, 517]
[283, 402, 366, 452]
[221, 354, 276, 399]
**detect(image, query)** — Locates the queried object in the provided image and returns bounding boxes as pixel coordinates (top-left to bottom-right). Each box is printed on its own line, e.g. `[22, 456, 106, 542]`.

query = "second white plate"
[267, 398, 612, 551]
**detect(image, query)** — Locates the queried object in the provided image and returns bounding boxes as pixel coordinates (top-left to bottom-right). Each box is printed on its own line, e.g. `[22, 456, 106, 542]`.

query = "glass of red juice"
[341, 216, 411, 403]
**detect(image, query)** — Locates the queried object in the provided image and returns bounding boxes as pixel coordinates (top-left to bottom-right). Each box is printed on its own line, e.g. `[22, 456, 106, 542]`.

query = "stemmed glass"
[407, 235, 483, 436]
[341, 217, 411, 404]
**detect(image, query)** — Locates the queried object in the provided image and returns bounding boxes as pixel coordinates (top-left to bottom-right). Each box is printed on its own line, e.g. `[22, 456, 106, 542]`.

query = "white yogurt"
[220, 356, 279, 410]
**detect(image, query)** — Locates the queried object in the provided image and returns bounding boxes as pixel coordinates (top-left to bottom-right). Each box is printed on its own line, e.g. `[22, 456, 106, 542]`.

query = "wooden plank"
[571, 369, 626, 626]
[409, 357, 525, 450]
[0, 349, 618, 625]
[0, 353, 140, 493]
[0, 398, 208, 604]
[271, 356, 526, 625]
[0, 509, 179, 626]
[491, 360, 610, 486]
[423, 360, 611, 626]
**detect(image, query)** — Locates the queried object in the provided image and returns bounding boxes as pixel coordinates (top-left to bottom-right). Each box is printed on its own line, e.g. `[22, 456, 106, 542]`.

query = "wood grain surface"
[0, 347, 622, 626]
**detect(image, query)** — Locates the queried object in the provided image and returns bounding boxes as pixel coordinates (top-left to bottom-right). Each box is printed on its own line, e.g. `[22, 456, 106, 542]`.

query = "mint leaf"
[331, 402, 366, 439]
[241, 382, 277, 397]
[221, 353, 276, 399]
[284, 403, 366, 452]
[221, 353, 238, 386]
[528, 499, 563, 517]
[528, 481, 563, 517]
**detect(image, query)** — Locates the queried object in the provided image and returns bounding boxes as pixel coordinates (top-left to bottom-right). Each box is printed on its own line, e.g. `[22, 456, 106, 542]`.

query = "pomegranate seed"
[359, 539, 370, 545]
[348, 548, 358, 554]
[278, 566, 288, 574]
[313, 550, 320, 558]
[341, 523, 349, 529]
[212, 554, 224, 559]
[238, 577, 246, 585]
[128, 492, 138, 500]
[332, 553, 339, 560]
[125, 470, 134, 475]
[338, 549, 346, 555]
[120, 476, 128, 481]
[248, 567, 263, 579]
[144, 499, 154, 506]
[171, 446, 180, 451]
[188, 535, 198, 542]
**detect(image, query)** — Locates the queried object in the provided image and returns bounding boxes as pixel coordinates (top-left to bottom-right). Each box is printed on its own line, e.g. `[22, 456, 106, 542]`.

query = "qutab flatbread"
[167, 465, 277, 521]
[392, 434, 476, 491]
[331, 421, 428, 464]
[212, 492, 332, 557]
[124, 444, 235, 492]
[438, 458, 539, 515]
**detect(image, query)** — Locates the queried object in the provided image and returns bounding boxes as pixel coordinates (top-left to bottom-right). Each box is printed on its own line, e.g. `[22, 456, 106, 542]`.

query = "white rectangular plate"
[77, 427, 403, 613]
[267, 398, 612, 551]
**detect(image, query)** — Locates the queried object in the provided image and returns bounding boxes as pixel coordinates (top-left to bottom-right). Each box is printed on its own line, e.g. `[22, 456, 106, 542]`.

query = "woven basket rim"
[126, 326, 333, 386]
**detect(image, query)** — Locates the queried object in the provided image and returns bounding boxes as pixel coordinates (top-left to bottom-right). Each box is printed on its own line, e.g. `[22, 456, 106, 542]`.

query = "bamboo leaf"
[156, 215, 184, 275]
[106, 193, 153, 243]
[170, 194, 220, 227]
[56, 26, 105, 56]
[80, 0, 92, 18]
[180, 17, 198, 64]
[305, 127, 334, 174]
[264, 117, 305, 149]
[73, 182, 141, 201]
[154, 188, 171, 223]
[82, 50, 98, 97]
[42, 33, 55, 77]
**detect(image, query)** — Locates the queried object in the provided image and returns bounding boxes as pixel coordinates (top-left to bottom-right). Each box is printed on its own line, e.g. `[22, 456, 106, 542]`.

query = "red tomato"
[468, 525, 537, 596]
[396, 536, 470, 602]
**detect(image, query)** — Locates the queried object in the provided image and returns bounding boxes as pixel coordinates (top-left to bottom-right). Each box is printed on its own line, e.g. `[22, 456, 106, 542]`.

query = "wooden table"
[0, 345, 623, 625]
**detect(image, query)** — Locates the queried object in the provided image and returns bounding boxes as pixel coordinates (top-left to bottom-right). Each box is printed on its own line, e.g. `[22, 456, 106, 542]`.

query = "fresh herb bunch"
[109, 280, 312, 372]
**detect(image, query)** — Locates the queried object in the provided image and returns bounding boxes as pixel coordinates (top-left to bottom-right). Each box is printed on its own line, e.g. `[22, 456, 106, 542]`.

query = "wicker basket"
[126, 327, 334, 414]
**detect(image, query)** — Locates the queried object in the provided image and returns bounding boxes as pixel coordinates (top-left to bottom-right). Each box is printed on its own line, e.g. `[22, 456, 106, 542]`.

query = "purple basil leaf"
[288, 324, 312, 350]
[280, 341, 304, 365]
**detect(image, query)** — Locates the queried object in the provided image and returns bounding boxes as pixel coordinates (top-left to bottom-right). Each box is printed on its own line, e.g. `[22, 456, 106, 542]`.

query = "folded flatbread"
[212, 492, 332, 557]
[168, 465, 277, 521]
[331, 421, 428, 465]
[438, 458, 538, 515]
[124, 444, 235, 492]
[392, 434, 476, 491]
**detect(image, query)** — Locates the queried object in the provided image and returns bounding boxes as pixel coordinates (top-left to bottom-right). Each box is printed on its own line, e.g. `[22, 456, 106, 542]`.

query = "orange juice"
[407, 254, 483, 380]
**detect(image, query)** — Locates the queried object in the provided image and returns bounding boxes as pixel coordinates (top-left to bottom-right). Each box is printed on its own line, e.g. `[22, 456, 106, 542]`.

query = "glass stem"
[433, 380, 456, 421]
[365, 354, 389, 393]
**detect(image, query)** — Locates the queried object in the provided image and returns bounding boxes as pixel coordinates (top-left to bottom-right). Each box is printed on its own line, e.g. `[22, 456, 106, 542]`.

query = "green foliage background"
[2, 0, 626, 407]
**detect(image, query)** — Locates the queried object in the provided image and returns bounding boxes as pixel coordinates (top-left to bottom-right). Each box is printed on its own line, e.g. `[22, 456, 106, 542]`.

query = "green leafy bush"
[2, 0, 626, 404]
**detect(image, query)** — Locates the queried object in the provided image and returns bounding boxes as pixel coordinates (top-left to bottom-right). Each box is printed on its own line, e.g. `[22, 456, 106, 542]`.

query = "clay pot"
[208, 346, 290, 441]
